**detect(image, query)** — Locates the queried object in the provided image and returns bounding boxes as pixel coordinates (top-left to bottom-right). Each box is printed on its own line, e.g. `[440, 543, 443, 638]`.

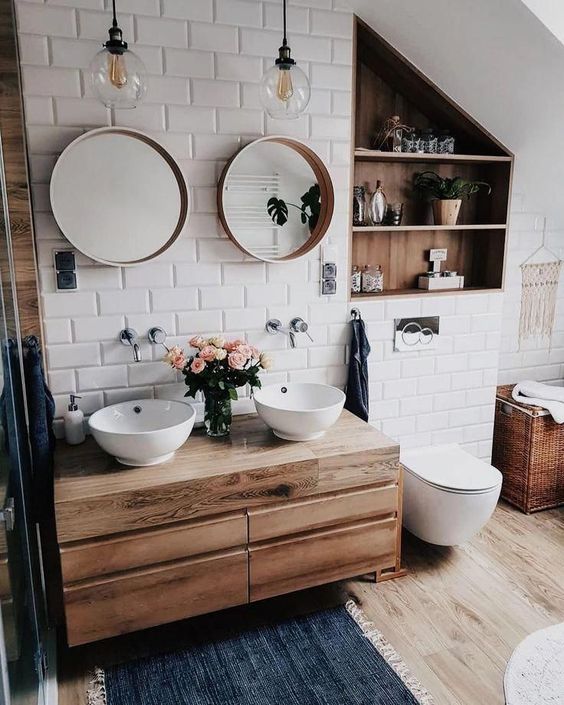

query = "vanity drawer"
[64, 548, 248, 646]
[248, 485, 397, 542]
[60, 510, 247, 583]
[249, 517, 396, 602]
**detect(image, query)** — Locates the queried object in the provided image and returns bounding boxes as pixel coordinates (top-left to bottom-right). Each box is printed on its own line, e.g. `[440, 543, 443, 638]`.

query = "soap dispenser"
[64, 394, 85, 445]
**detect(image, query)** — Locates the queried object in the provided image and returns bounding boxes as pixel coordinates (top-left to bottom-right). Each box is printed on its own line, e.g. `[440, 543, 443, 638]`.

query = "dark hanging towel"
[22, 336, 62, 625]
[22, 335, 56, 517]
[344, 309, 371, 422]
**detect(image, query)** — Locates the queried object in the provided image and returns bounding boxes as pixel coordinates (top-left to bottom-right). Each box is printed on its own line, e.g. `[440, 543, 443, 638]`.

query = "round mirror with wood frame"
[50, 127, 189, 267]
[218, 137, 334, 263]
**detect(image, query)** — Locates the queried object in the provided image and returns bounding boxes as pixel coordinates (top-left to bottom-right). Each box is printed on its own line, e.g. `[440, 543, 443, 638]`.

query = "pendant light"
[259, 0, 311, 119]
[89, 0, 147, 109]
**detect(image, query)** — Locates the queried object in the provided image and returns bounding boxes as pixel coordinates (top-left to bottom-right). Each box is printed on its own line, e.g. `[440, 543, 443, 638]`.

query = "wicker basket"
[492, 385, 564, 513]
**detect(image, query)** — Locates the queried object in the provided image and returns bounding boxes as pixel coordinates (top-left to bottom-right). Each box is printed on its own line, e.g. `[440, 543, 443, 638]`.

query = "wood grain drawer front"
[64, 548, 248, 646]
[60, 511, 247, 584]
[249, 518, 396, 602]
[248, 485, 397, 542]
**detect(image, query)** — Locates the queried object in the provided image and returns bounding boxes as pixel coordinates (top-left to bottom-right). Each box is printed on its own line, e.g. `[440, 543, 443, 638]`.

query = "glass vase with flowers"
[163, 336, 273, 437]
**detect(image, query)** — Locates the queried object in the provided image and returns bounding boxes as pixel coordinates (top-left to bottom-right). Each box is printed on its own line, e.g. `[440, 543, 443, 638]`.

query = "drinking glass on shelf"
[383, 202, 404, 226]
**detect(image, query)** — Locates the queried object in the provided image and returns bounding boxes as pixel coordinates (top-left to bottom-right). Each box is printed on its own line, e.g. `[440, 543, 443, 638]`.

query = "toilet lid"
[400, 444, 502, 493]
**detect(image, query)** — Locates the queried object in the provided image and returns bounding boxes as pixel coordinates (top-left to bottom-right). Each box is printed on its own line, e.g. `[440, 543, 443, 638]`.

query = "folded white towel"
[512, 380, 564, 424]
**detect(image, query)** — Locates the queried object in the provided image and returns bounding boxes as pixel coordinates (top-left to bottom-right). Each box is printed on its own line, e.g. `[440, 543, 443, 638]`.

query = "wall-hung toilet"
[400, 444, 503, 546]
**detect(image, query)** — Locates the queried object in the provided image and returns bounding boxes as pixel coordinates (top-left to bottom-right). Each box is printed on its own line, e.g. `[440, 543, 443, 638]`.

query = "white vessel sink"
[253, 383, 345, 441]
[88, 399, 196, 466]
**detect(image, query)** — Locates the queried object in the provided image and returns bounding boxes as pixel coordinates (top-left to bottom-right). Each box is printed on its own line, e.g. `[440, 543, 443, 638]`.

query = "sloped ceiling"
[344, 0, 564, 228]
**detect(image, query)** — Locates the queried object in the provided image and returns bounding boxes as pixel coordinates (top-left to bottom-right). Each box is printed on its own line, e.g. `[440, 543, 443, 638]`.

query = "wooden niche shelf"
[350, 19, 513, 299]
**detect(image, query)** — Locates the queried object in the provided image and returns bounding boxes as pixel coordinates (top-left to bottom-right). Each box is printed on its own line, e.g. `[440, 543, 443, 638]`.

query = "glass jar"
[352, 185, 366, 226]
[361, 264, 383, 293]
[351, 265, 361, 294]
[438, 130, 455, 154]
[204, 391, 232, 437]
[401, 132, 415, 153]
[412, 131, 424, 154]
[421, 128, 438, 154]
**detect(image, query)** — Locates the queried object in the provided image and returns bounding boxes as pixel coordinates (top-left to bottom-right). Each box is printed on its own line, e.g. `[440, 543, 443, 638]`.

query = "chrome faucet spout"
[119, 328, 142, 362]
[288, 330, 296, 348]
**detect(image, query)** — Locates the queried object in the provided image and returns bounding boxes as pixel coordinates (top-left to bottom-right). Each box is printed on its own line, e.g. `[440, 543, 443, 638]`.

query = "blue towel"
[344, 317, 371, 422]
[22, 335, 56, 518]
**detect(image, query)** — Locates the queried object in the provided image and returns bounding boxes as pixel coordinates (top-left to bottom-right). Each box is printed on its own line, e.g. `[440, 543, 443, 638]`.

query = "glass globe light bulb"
[260, 62, 311, 120]
[89, 20, 147, 110]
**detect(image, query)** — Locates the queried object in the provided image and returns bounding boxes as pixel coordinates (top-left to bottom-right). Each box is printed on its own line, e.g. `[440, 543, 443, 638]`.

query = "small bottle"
[369, 181, 387, 225]
[351, 265, 361, 294]
[64, 394, 85, 445]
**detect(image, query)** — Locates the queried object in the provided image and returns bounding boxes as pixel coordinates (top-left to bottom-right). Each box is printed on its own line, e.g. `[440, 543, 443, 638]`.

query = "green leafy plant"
[267, 183, 321, 232]
[413, 171, 491, 200]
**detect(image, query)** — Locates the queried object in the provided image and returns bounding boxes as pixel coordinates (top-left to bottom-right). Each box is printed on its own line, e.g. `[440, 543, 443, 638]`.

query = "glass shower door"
[0, 131, 46, 705]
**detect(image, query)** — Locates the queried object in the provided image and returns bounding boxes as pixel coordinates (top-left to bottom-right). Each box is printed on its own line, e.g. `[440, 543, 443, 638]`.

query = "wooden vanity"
[54, 411, 403, 646]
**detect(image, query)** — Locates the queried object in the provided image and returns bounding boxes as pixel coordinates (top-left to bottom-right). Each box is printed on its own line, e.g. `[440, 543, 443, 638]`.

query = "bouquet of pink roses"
[163, 335, 273, 437]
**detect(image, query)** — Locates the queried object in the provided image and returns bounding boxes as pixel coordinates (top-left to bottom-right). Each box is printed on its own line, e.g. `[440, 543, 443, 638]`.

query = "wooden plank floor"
[57, 502, 564, 705]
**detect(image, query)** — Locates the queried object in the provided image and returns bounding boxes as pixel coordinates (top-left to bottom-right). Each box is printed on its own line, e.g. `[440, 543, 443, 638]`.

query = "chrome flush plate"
[394, 317, 440, 352]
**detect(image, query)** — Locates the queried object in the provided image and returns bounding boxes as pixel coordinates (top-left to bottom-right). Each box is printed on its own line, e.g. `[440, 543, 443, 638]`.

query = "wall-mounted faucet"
[119, 328, 142, 362]
[266, 317, 313, 348]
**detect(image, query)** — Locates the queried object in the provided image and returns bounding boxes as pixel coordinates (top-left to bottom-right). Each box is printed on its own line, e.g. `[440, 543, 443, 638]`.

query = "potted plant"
[413, 171, 491, 226]
[163, 336, 272, 438]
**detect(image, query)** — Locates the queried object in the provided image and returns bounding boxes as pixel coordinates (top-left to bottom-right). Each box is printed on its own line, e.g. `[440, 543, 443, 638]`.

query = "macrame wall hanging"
[518, 232, 562, 347]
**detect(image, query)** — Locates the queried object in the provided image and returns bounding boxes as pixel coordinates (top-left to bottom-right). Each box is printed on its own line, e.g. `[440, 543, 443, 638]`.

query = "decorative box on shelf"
[418, 274, 464, 290]
[417, 248, 464, 290]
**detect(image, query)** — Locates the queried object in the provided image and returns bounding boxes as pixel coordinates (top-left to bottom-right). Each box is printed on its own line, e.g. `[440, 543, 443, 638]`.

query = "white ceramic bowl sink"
[88, 399, 196, 466]
[253, 383, 345, 441]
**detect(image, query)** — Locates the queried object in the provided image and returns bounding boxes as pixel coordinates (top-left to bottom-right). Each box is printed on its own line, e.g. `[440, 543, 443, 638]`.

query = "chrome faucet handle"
[265, 319, 282, 335]
[119, 328, 138, 345]
[148, 326, 168, 350]
[290, 317, 314, 342]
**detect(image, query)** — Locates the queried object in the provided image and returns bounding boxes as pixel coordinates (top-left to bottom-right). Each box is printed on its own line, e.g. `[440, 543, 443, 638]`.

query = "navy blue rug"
[88, 602, 433, 705]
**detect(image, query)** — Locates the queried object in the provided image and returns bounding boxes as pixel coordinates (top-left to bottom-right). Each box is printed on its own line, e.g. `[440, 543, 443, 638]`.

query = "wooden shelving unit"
[354, 150, 512, 164]
[353, 224, 507, 233]
[349, 19, 514, 301]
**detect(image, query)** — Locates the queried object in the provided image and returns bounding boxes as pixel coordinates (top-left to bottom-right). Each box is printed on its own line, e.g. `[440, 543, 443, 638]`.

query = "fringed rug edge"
[86, 666, 107, 705]
[345, 599, 436, 705]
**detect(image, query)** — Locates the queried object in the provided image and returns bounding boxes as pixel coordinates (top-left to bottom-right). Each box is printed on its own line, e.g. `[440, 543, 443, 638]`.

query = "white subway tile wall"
[498, 198, 564, 387]
[15, 0, 552, 458]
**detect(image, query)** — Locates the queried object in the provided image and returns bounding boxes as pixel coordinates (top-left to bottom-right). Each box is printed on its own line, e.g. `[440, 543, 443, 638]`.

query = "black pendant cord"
[282, 0, 288, 47]
[111, 0, 118, 27]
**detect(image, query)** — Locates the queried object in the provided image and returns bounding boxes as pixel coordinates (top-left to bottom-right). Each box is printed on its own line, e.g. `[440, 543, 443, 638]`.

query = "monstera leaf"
[301, 184, 321, 231]
[267, 197, 289, 226]
[267, 183, 321, 232]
